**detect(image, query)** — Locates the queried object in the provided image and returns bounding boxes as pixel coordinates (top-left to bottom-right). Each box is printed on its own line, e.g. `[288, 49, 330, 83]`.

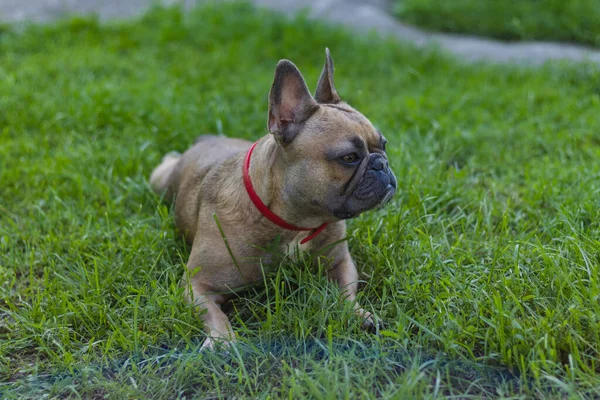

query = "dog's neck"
[247, 135, 328, 229]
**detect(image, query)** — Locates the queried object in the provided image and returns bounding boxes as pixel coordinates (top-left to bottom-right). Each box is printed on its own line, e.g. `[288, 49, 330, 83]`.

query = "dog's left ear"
[315, 48, 341, 104]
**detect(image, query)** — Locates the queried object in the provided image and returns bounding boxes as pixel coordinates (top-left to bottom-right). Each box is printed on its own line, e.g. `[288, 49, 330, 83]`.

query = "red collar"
[243, 141, 328, 244]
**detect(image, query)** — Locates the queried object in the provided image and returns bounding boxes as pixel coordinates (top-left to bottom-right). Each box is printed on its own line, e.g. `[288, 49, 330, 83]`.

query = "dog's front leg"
[184, 281, 234, 350]
[182, 233, 259, 351]
[326, 251, 376, 330]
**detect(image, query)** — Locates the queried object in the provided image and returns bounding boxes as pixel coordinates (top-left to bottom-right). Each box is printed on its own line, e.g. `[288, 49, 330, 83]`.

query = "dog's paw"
[200, 337, 216, 351]
[356, 308, 380, 333]
[200, 336, 234, 353]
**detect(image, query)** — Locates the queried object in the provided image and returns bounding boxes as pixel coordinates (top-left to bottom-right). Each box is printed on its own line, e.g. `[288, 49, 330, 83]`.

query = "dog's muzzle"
[334, 154, 397, 219]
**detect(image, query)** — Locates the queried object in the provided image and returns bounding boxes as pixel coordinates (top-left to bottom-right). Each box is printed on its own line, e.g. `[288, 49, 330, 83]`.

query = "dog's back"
[150, 134, 251, 242]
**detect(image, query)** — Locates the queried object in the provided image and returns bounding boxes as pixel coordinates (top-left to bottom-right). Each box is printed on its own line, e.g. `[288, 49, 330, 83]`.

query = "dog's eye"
[340, 153, 359, 163]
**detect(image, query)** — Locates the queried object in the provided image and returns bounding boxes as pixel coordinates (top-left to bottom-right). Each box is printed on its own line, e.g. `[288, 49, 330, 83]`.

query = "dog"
[150, 49, 397, 350]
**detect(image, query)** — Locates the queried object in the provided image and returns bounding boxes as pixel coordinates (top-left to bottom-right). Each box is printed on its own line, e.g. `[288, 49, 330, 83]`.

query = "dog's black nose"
[370, 156, 387, 171]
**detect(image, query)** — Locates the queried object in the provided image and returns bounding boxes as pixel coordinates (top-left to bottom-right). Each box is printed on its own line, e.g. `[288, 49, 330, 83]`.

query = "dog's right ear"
[268, 60, 318, 146]
[315, 48, 341, 104]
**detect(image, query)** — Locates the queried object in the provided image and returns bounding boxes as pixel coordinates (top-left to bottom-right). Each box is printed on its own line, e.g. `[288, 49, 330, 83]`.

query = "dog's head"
[268, 49, 397, 221]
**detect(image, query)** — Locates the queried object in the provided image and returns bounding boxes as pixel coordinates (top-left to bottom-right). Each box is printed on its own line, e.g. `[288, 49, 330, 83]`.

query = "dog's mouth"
[333, 210, 357, 220]
[333, 183, 396, 220]
[377, 184, 396, 207]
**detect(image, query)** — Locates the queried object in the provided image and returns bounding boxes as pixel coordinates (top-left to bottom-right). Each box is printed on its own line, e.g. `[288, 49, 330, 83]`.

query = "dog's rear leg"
[149, 152, 180, 201]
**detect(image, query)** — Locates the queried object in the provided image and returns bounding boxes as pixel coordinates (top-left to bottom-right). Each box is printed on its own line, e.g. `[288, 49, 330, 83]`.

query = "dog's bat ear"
[268, 60, 318, 146]
[315, 48, 341, 104]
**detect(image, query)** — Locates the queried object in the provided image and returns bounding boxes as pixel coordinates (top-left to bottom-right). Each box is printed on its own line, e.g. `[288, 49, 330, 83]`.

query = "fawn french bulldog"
[150, 49, 396, 350]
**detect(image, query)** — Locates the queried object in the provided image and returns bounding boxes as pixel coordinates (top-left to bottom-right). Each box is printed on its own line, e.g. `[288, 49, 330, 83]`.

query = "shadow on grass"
[5, 337, 525, 398]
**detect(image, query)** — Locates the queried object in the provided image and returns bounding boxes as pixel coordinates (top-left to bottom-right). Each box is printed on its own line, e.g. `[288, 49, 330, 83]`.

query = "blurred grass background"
[394, 0, 600, 47]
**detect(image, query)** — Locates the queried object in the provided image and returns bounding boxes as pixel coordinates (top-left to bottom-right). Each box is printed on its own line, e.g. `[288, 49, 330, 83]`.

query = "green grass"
[394, 0, 600, 47]
[1, 2, 600, 398]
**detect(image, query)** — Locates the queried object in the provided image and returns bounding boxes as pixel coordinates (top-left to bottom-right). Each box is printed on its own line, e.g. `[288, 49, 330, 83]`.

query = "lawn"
[394, 0, 600, 47]
[1, 2, 600, 398]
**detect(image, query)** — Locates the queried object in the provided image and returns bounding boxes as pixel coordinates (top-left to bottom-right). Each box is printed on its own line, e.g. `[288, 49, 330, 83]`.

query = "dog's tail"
[149, 151, 181, 199]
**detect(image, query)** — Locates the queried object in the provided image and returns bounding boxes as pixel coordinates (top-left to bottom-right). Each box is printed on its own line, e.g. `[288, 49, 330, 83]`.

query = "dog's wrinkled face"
[290, 106, 397, 220]
[267, 49, 397, 221]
